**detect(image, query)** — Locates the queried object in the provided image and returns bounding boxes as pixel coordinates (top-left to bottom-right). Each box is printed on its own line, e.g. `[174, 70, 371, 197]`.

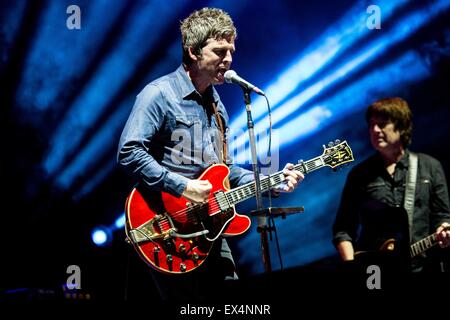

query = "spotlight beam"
[230, 0, 450, 163]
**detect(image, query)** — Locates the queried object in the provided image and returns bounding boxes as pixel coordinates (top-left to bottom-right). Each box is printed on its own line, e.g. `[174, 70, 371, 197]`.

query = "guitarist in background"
[333, 97, 450, 275]
[117, 7, 303, 301]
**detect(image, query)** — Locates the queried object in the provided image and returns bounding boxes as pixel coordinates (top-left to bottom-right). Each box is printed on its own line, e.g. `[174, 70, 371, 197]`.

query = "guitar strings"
[165, 170, 294, 221]
[165, 157, 328, 221]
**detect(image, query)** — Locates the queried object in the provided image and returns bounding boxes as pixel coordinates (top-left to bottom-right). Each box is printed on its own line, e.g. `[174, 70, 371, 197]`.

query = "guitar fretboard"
[223, 156, 325, 206]
[410, 233, 438, 258]
[410, 226, 450, 258]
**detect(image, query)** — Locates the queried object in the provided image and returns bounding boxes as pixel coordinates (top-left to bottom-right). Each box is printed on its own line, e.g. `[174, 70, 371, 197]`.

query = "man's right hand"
[337, 240, 355, 261]
[182, 179, 213, 204]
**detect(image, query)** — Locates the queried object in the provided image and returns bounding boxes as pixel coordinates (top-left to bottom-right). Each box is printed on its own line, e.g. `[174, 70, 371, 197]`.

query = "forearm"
[118, 144, 188, 197]
[228, 164, 255, 187]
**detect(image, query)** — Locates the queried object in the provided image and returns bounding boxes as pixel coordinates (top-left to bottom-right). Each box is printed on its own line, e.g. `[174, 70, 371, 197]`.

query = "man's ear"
[188, 47, 200, 62]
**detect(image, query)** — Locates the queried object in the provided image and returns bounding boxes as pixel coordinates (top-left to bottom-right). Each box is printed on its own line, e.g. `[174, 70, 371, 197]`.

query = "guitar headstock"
[321, 140, 354, 170]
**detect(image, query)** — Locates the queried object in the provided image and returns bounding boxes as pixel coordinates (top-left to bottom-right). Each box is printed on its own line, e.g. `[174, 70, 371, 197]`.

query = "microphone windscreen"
[224, 70, 236, 83]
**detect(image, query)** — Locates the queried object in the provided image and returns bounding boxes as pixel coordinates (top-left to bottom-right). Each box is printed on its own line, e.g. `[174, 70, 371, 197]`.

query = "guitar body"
[125, 164, 251, 274]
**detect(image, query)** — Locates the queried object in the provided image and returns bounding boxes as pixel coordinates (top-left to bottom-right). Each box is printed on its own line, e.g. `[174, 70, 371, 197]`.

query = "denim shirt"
[118, 65, 254, 197]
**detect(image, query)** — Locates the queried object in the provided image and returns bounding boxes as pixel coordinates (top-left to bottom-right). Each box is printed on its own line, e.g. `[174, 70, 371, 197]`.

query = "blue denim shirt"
[118, 65, 254, 197]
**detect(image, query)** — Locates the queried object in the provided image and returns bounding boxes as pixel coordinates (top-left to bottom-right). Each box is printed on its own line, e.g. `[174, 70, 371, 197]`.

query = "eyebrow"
[213, 45, 235, 51]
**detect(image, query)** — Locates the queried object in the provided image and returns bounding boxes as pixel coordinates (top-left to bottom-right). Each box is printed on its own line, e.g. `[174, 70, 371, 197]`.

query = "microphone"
[224, 70, 265, 96]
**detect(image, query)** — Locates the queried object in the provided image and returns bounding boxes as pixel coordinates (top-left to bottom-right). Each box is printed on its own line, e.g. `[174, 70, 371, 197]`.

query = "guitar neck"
[410, 233, 439, 258]
[224, 156, 325, 206]
[410, 226, 449, 258]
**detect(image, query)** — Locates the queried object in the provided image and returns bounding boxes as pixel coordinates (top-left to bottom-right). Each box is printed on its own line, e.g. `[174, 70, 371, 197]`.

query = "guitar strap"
[211, 101, 231, 189]
[403, 152, 418, 241]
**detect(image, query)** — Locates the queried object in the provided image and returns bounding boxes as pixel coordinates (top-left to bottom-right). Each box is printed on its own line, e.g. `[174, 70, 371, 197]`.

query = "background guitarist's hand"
[336, 240, 355, 261]
[436, 222, 450, 248]
[182, 179, 212, 204]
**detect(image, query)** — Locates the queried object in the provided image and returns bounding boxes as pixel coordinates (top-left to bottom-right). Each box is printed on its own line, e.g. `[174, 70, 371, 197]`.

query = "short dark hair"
[365, 97, 413, 147]
[180, 8, 236, 65]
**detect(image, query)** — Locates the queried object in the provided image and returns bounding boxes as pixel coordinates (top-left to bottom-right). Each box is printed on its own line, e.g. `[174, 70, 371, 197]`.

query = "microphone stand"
[243, 89, 272, 273]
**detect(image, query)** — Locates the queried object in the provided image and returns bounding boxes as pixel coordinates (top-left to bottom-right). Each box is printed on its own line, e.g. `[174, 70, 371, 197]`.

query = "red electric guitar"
[125, 140, 354, 274]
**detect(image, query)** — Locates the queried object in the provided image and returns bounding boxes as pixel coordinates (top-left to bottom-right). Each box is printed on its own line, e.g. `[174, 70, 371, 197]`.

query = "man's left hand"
[276, 163, 304, 193]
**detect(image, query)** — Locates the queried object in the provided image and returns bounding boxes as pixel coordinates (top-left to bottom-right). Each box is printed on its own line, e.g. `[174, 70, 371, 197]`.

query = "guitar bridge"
[128, 214, 176, 244]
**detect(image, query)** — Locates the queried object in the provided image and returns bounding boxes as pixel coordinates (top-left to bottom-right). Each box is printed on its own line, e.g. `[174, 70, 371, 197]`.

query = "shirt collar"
[374, 149, 410, 169]
[397, 149, 410, 169]
[175, 64, 220, 103]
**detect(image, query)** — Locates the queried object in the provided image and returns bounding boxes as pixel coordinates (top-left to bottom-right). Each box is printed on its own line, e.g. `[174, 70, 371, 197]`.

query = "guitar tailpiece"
[169, 229, 209, 238]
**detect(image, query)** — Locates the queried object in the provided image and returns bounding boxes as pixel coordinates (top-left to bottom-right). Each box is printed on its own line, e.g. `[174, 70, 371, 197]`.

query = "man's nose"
[372, 124, 381, 132]
[223, 50, 233, 64]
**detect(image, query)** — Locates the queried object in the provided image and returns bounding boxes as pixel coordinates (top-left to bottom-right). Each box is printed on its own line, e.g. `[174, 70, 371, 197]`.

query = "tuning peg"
[328, 141, 334, 148]
[334, 139, 341, 145]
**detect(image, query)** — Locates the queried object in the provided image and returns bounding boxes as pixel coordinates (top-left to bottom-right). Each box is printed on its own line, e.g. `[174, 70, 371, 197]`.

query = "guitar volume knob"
[192, 252, 199, 261]
[180, 263, 186, 272]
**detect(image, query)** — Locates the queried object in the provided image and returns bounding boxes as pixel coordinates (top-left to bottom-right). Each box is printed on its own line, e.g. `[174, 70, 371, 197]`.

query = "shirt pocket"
[364, 181, 386, 199]
[415, 176, 431, 207]
[175, 115, 199, 127]
[366, 181, 385, 189]
[171, 114, 203, 155]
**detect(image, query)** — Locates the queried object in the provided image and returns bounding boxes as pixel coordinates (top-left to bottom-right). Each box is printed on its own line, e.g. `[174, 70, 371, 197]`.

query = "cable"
[264, 94, 273, 209]
[270, 216, 284, 271]
[263, 94, 284, 271]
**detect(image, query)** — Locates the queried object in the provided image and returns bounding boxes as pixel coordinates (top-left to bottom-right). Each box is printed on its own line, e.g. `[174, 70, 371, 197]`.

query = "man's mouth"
[216, 68, 227, 81]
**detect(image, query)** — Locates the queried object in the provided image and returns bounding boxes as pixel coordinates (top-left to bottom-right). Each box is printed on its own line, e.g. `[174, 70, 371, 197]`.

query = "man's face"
[369, 115, 402, 152]
[196, 37, 235, 85]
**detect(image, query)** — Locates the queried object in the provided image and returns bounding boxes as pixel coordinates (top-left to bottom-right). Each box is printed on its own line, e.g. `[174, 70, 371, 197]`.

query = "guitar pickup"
[213, 190, 232, 211]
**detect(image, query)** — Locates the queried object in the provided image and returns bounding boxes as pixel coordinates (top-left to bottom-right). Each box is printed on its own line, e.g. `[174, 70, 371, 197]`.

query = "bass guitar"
[125, 140, 354, 274]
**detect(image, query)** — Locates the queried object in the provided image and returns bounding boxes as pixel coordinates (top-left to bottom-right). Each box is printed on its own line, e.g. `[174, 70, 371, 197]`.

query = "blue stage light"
[230, 0, 450, 164]
[114, 214, 125, 230]
[228, 0, 408, 132]
[43, 2, 185, 179]
[91, 226, 111, 246]
[16, 1, 128, 112]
